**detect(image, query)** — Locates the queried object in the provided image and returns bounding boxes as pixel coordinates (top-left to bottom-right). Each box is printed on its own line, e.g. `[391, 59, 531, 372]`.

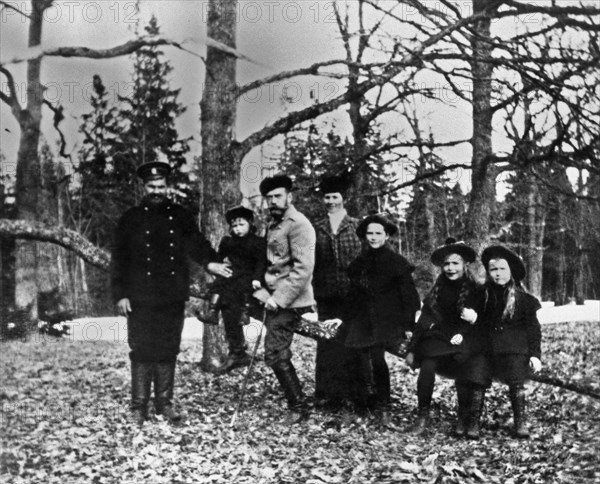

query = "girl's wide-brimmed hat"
[356, 214, 398, 239]
[481, 245, 526, 281]
[225, 205, 255, 225]
[430, 237, 477, 266]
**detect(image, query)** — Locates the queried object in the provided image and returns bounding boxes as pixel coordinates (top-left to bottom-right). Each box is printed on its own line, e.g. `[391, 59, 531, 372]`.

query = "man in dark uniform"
[111, 161, 231, 425]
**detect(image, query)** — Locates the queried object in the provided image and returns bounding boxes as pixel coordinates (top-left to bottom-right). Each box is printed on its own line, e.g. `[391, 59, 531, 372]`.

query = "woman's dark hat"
[431, 237, 477, 266]
[136, 161, 171, 181]
[481, 245, 526, 281]
[356, 214, 398, 238]
[225, 205, 254, 225]
[259, 174, 293, 196]
[319, 175, 350, 196]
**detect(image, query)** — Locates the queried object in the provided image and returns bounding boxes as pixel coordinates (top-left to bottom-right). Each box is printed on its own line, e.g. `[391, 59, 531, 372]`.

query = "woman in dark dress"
[343, 215, 420, 421]
[312, 175, 363, 410]
[405, 238, 480, 433]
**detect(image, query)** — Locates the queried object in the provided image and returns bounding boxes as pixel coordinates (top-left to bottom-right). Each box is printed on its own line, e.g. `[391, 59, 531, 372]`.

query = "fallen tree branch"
[4, 218, 598, 400]
[0, 219, 109, 269]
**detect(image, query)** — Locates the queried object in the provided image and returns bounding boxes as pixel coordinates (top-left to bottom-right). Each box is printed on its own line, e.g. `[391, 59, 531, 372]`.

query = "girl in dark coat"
[475, 245, 542, 439]
[405, 238, 480, 433]
[343, 215, 420, 420]
[207, 206, 267, 374]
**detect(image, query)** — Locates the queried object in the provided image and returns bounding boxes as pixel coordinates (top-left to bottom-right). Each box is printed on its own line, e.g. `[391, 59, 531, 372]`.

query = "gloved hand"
[529, 356, 542, 373]
[450, 333, 463, 345]
[461, 307, 478, 324]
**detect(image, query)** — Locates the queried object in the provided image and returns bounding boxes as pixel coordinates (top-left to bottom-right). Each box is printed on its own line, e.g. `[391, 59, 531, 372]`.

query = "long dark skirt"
[128, 301, 185, 363]
[315, 298, 357, 402]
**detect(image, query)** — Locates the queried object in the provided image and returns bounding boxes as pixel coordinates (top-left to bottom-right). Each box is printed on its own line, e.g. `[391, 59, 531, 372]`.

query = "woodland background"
[1, 2, 599, 482]
[2, 1, 598, 338]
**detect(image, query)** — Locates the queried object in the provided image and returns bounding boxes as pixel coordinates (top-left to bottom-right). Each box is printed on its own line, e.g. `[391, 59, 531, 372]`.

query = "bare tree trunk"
[526, 179, 545, 298]
[198, 0, 239, 371]
[465, 0, 496, 255]
[14, 1, 51, 318]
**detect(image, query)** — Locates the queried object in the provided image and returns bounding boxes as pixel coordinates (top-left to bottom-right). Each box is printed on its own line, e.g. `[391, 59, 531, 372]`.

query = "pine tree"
[112, 15, 194, 210]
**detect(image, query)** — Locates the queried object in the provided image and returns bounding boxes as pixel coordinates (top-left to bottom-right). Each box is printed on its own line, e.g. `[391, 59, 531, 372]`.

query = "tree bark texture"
[526, 178, 545, 298]
[199, 0, 239, 371]
[465, 0, 496, 255]
[13, 2, 50, 316]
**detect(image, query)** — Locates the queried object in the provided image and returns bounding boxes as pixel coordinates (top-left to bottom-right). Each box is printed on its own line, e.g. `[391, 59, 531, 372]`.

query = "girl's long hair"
[483, 277, 529, 320]
[426, 258, 475, 316]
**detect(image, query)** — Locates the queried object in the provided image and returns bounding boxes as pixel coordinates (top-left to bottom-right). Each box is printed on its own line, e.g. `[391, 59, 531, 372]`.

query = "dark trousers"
[264, 306, 311, 367]
[221, 304, 247, 356]
[127, 301, 185, 363]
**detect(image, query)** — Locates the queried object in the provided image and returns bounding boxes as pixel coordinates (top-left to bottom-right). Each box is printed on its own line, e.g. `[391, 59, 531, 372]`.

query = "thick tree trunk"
[465, 0, 496, 256]
[526, 179, 545, 298]
[14, 2, 48, 318]
[198, 0, 239, 371]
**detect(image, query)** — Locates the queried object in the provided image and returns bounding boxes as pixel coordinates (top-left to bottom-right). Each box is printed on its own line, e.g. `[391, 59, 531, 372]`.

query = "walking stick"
[230, 307, 267, 427]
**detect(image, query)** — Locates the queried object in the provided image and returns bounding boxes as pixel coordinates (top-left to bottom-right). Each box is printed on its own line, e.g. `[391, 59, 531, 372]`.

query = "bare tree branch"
[0, 219, 110, 269]
[0, 0, 31, 19]
[235, 59, 350, 98]
[42, 100, 70, 159]
[0, 65, 21, 115]
[0, 35, 257, 66]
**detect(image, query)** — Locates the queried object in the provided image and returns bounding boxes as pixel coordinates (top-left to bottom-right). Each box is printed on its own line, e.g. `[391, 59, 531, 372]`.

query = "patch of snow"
[538, 301, 599, 325]
[65, 316, 265, 342]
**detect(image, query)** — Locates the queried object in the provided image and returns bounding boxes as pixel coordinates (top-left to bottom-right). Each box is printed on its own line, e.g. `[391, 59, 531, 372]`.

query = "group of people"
[111, 161, 542, 440]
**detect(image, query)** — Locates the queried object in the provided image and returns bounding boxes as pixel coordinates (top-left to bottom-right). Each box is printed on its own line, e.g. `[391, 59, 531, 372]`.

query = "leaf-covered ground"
[1, 321, 599, 484]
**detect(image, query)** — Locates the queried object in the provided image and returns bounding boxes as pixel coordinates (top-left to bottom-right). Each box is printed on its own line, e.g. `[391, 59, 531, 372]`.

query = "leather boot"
[454, 383, 471, 437]
[199, 294, 220, 326]
[413, 406, 430, 434]
[465, 387, 485, 439]
[154, 362, 182, 424]
[272, 360, 310, 421]
[213, 352, 251, 375]
[510, 385, 529, 438]
[215, 318, 251, 375]
[130, 361, 152, 426]
[239, 295, 251, 326]
[357, 349, 378, 413]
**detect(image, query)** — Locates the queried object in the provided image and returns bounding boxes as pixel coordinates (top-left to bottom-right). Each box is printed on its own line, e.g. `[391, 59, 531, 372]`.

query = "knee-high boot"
[154, 362, 182, 423]
[357, 349, 378, 412]
[509, 385, 529, 438]
[465, 386, 486, 439]
[271, 360, 310, 419]
[130, 361, 153, 426]
[454, 383, 471, 436]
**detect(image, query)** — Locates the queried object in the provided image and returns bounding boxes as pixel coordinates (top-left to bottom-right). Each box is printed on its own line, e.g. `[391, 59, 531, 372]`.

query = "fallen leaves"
[1, 322, 599, 483]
